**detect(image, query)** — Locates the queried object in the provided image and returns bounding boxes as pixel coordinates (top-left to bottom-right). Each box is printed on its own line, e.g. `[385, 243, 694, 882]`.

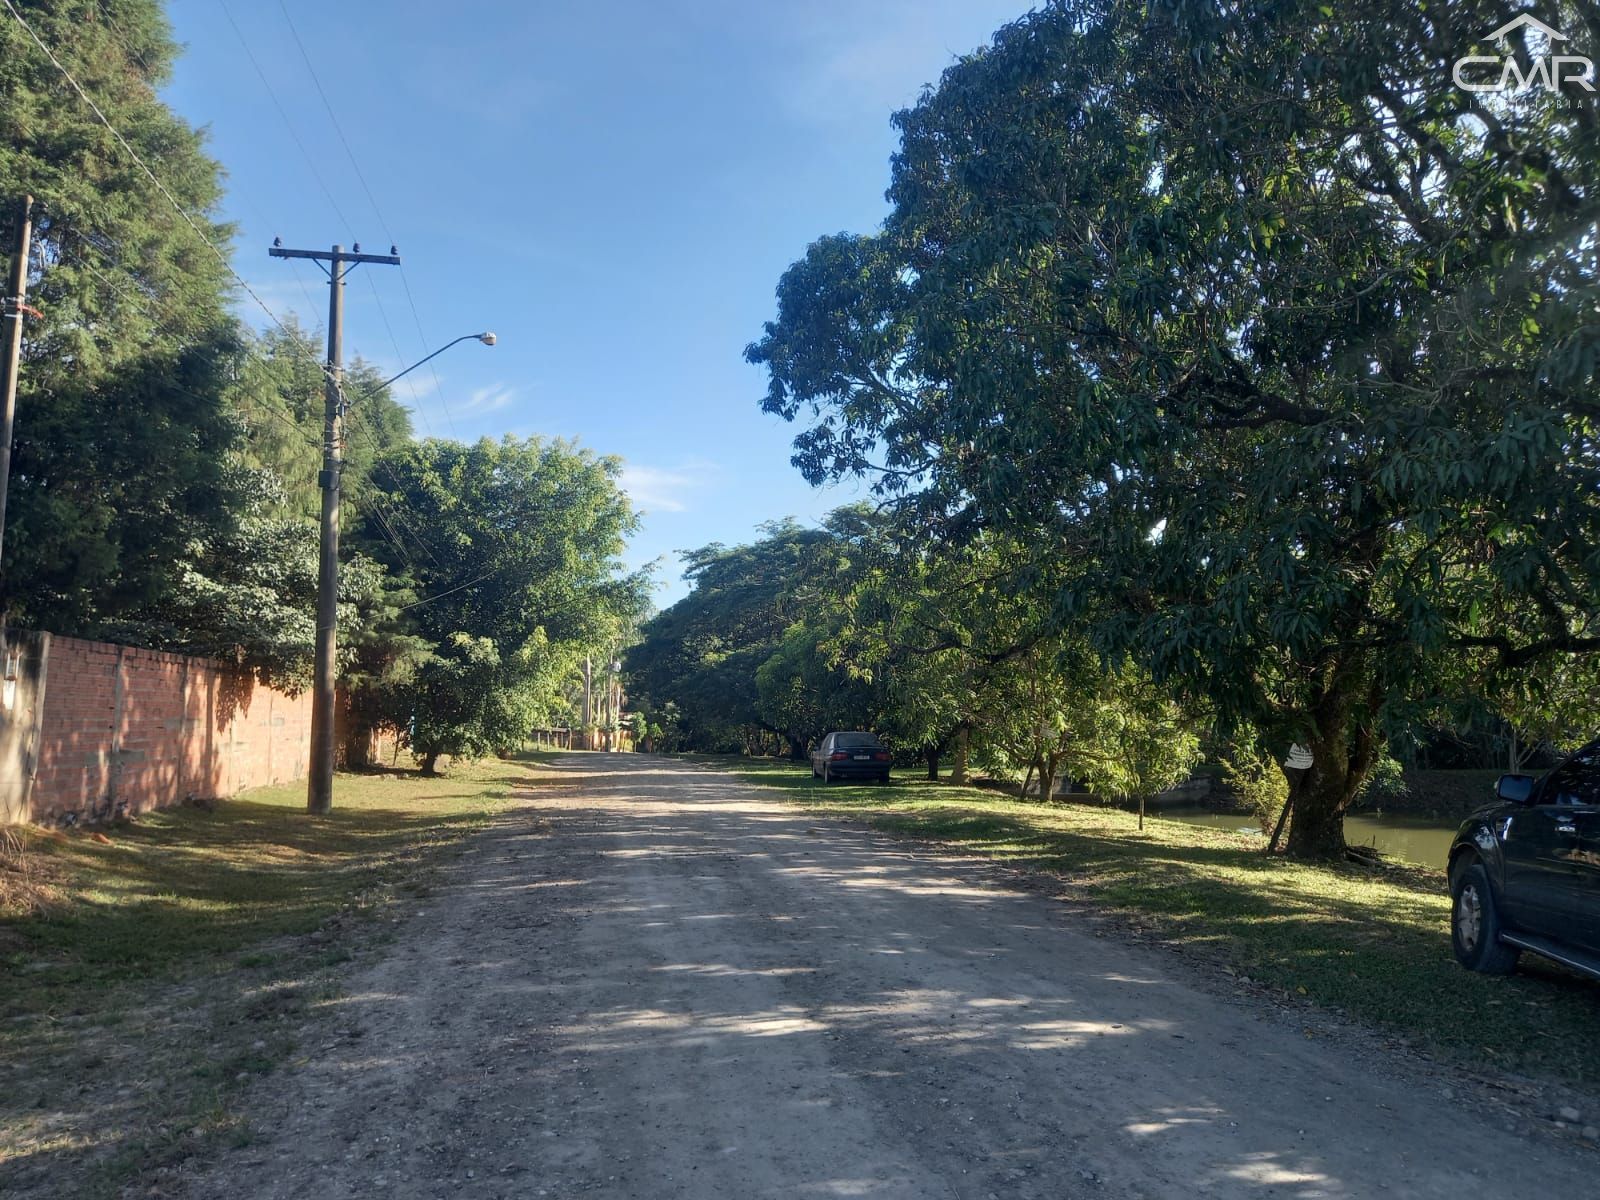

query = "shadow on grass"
[0, 759, 537, 1015]
[702, 755, 1600, 1085]
[0, 757, 547, 1200]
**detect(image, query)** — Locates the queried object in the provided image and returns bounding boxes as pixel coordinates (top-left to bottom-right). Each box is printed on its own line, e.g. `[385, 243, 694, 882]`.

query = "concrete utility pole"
[582, 655, 593, 749]
[0, 195, 36, 574]
[269, 241, 400, 814]
[610, 657, 622, 750]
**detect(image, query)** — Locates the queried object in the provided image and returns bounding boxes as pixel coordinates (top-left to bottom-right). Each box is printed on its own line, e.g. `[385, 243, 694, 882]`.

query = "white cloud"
[619, 462, 715, 514]
[459, 383, 518, 415]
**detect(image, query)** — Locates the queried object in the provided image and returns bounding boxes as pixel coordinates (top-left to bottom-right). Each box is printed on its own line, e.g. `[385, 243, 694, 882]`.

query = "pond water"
[1158, 806, 1461, 870]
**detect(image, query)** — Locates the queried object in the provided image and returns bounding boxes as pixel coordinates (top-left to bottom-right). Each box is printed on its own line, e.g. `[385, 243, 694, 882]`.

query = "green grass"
[2, 758, 543, 1007]
[698, 755, 1600, 1086]
[0, 754, 551, 1198]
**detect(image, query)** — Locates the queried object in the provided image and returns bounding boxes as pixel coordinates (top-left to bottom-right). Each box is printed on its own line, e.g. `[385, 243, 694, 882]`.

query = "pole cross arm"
[269, 246, 401, 266]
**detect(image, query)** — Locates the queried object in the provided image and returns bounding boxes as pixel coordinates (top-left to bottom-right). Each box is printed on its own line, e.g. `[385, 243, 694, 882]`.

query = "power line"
[217, 0, 356, 238]
[363, 269, 435, 439]
[6, 0, 514, 682]
[86, 230, 430, 582]
[275, 0, 387, 241]
[86, 236, 432, 582]
[78, 238, 435, 577]
[398, 565, 506, 612]
[224, 184, 322, 322]
[215, 1, 429, 438]
[274, 0, 460, 437]
[282, 257, 325, 332]
[74, 256, 322, 452]
[341, 419, 445, 567]
[0, 0, 338, 392]
[348, 478, 434, 569]
[85, 249, 433, 586]
[396, 269, 458, 437]
[13, 0, 472, 594]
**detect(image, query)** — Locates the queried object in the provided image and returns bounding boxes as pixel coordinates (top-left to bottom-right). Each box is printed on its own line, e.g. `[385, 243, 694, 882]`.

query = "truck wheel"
[1452, 861, 1521, 975]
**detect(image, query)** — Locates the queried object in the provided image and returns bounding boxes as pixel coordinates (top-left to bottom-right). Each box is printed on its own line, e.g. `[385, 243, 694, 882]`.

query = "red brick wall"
[28, 635, 313, 825]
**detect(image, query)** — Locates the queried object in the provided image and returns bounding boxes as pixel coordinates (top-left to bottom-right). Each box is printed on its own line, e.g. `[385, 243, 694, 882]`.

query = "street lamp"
[304, 330, 497, 815]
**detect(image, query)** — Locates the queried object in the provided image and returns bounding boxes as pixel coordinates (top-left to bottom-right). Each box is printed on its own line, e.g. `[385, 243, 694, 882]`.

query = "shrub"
[1221, 736, 1288, 836]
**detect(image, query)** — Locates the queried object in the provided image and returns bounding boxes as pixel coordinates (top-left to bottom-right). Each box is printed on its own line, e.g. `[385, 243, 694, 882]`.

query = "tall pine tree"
[0, 0, 245, 631]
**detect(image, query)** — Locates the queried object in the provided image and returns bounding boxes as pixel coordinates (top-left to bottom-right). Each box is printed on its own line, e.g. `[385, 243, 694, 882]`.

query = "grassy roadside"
[695, 755, 1600, 1087]
[0, 754, 553, 1199]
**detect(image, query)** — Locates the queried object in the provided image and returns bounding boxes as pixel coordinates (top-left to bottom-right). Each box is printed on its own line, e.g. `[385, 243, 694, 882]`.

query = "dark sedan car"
[1447, 738, 1600, 979]
[810, 731, 892, 784]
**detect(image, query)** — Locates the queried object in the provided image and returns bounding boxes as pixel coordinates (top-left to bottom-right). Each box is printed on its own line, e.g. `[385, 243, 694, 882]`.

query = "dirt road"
[177, 755, 1591, 1198]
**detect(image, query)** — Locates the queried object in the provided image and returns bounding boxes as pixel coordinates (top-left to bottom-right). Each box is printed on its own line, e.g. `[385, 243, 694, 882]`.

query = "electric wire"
[395, 269, 457, 438]
[0, 0, 340, 394]
[396, 565, 507, 612]
[92, 0, 153, 79]
[267, 6, 509, 589]
[71, 256, 424, 580]
[74, 257, 321, 453]
[339, 408, 444, 556]
[363, 269, 436, 439]
[216, 0, 434, 439]
[217, 0, 357, 238]
[18, 2, 471, 599]
[274, 0, 385, 243]
[274, 0, 461, 438]
[86, 247, 424, 573]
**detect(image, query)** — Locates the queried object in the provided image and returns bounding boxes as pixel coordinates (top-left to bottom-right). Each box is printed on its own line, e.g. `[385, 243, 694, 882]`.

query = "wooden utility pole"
[269, 241, 400, 813]
[0, 195, 36, 573]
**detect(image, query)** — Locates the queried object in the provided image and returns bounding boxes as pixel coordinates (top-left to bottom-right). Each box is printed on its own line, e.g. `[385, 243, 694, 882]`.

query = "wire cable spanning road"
[179, 755, 1592, 1198]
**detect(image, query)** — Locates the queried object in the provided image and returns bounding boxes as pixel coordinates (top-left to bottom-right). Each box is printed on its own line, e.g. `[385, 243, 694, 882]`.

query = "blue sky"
[161, 0, 1026, 604]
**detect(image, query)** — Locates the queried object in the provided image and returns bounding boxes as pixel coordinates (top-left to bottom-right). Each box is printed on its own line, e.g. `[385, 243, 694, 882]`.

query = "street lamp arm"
[345, 331, 496, 408]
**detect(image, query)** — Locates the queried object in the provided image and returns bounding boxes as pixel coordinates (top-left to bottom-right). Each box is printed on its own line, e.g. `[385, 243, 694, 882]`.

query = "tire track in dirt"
[171, 754, 1593, 1199]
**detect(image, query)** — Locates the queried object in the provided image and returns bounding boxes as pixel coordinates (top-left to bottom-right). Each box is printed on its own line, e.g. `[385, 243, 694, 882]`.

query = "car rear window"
[833, 733, 883, 749]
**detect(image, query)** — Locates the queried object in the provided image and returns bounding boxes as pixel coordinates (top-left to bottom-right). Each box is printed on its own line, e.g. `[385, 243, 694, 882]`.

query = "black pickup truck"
[1448, 739, 1600, 979]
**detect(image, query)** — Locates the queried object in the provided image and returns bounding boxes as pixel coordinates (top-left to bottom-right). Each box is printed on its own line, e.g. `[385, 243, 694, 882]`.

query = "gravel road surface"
[175, 754, 1592, 1199]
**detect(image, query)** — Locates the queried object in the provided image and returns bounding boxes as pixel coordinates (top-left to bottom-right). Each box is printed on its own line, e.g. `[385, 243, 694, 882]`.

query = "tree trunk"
[1283, 763, 1350, 857]
[420, 750, 441, 776]
[950, 726, 970, 785]
[924, 745, 940, 781]
[1282, 679, 1381, 859]
[1038, 757, 1058, 805]
[344, 719, 373, 770]
[786, 735, 808, 761]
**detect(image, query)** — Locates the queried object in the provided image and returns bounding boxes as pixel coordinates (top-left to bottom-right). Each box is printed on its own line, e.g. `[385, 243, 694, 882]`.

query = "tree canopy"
[355, 436, 647, 770]
[0, 2, 646, 771]
[627, 508, 1203, 801]
[746, 0, 1600, 855]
